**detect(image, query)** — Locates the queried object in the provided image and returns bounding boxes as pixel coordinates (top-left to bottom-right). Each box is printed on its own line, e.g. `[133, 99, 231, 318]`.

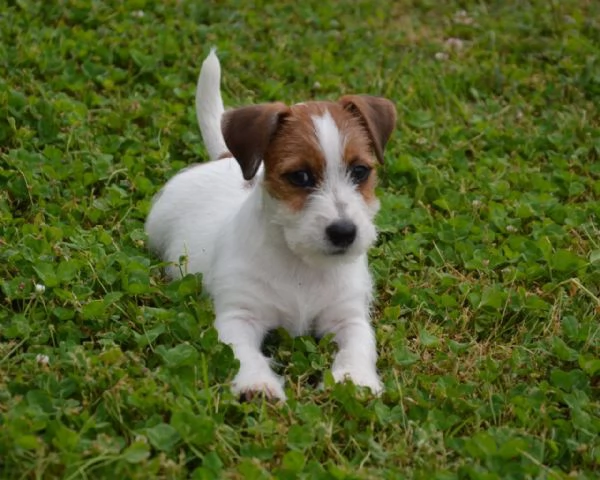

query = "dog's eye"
[285, 170, 316, 188]
[349, 165, 371, 184]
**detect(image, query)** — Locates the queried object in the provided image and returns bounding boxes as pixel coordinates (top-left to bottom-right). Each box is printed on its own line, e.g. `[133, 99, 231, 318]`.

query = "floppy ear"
[221, 102, 290, 180]
[339, 95, 397, 164]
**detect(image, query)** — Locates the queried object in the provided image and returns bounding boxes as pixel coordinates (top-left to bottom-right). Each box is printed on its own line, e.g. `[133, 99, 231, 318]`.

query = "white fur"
[313, 111, 344, 178]
[145, 51, 382, 400]
[195, 49, 227, 161]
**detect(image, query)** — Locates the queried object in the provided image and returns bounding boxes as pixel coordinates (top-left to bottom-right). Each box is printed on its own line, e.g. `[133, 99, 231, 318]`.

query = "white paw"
[331, 365, 383, 395]
[231, 368, 286, 401]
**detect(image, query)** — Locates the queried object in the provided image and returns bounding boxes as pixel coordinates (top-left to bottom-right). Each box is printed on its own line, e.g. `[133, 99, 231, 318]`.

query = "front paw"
[331, 365, 383, 395]
[232, 368, 286, 401]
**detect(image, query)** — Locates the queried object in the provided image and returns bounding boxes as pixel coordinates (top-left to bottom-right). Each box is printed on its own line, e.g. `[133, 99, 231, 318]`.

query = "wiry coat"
[145, 50, 396, 400]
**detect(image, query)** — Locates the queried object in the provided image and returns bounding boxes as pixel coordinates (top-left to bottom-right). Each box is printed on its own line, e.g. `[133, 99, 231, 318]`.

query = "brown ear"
[221, 102, 290, 180]
[339, 95, 397, 164]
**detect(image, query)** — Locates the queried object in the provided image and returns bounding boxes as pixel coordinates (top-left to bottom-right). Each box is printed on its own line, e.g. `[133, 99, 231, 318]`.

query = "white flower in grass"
[434, 52, 449, 61]
[453, 10, 475, 25]
[36, 354, 50, 366]
[35, 283, 46, 294]
[131, 10, 145, 18]
[445, 38, 465, 51]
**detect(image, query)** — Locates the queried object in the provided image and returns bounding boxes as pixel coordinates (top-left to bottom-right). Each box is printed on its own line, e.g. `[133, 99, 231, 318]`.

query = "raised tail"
[196, 49, 228, 161]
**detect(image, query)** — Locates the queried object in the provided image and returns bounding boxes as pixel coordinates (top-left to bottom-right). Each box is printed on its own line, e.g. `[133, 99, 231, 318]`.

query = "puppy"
[145, 50, 396, 401]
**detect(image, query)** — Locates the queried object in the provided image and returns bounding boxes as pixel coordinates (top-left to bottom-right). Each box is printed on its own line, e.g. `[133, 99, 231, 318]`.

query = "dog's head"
[221, 96, 396, 266]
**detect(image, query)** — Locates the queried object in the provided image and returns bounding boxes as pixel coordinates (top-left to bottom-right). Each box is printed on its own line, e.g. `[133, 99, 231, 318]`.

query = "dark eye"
[284, 170, 316, 188]
[349, 165, 371, 184]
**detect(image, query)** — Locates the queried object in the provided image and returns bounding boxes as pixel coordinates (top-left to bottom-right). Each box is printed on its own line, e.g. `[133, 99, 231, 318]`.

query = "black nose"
[326, 220, 357, 249]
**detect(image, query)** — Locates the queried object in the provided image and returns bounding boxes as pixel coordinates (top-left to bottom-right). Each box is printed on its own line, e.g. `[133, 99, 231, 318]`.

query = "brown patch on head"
[262, 103, 327, 212]
[263, 101, 387, 211]
[331, 103, 380, 205]
[222, 97, 395, 212]
[221, 103, 290, 180]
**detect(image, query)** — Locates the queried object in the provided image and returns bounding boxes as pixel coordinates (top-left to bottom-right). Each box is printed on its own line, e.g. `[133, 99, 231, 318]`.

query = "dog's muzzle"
[326, 219, 357, 251]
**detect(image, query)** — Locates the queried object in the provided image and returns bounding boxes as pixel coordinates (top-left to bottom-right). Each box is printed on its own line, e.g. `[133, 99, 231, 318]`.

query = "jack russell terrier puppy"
[145, 50, 396, 401]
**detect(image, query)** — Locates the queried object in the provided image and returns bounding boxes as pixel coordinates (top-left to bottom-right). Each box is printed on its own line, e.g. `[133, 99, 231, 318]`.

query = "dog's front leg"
[318, 313, 383, 395]
[215, 312, 286, 401]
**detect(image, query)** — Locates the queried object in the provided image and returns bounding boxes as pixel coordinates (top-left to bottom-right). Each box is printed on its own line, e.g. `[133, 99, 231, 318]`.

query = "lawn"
[1, 0, 599, 478]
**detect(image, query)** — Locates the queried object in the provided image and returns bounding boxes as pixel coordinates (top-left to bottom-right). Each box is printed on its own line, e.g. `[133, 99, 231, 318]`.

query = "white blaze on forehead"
[311, 110, 357, 218]
[311, 110, 345, 182]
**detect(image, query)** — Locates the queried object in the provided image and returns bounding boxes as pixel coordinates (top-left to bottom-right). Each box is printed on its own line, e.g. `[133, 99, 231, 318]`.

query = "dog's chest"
[258, 261, 365, 336]
[208, 194, 370, 336]
[273, 275, 332, 335]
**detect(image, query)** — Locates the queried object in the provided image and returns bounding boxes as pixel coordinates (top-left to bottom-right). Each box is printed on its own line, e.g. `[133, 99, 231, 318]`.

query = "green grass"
[1, 0, 599, 478]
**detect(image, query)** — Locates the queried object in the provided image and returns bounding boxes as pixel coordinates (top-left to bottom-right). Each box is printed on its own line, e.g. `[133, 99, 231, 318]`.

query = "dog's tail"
[196, 48, 228, 161]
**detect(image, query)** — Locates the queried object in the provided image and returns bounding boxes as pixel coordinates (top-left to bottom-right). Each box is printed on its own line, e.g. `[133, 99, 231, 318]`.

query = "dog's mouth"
[329, 247, 349, 256]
